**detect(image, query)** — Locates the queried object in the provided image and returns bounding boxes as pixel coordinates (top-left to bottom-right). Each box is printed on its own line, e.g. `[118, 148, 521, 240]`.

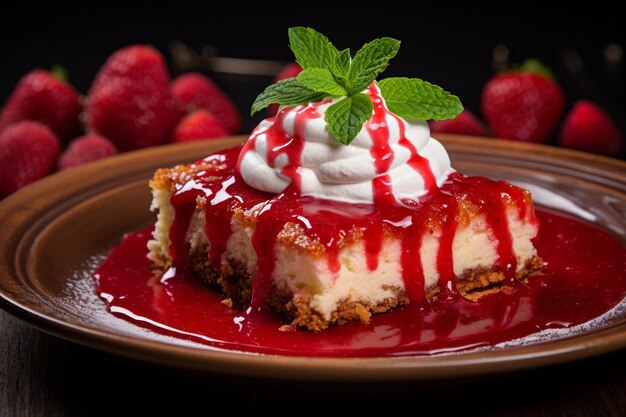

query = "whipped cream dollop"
[237, 84, 454, 204]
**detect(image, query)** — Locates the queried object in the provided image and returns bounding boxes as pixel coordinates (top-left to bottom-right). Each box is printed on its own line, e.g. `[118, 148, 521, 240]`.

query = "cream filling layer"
[148, 193, 539, 321]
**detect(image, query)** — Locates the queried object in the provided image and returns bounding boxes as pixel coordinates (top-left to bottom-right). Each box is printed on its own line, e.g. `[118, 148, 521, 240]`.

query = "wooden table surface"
[2, 309, 626, 417]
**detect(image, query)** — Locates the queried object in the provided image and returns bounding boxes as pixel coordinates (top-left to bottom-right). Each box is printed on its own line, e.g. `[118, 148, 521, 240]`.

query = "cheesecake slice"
[147, 145, 542, 331]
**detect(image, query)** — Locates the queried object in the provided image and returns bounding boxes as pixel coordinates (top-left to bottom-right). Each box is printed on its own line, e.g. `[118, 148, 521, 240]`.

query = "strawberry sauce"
[95, 83, 626, 356]
[96, 210, 626, 357]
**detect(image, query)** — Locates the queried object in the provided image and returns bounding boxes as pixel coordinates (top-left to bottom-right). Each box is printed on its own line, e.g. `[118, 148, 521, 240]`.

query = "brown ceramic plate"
[0, 135, 625, 381]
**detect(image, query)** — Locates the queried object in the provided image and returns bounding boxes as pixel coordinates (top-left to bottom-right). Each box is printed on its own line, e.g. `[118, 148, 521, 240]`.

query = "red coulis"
[96, 84, 626, 357]
[96, 210, 626, 357]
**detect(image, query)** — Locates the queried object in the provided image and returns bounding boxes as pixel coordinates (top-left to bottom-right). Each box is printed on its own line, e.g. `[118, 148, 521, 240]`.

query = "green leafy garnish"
[326, 94, 373, 145]
[347, 37, 400, 94]
[288, 27, 339, 69]
[251, 78, 326, 115]
[333, 49, 351, 79]
[251, 27, 463, 145]
[297, 69, 347, 96]
[378, 78, 464, 121]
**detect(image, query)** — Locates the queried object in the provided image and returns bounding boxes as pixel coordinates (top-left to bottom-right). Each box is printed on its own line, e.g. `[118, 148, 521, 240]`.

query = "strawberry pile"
[1, 51, 623, 199]
[431, 59, 624, 158]
[0, 45, 240, 198]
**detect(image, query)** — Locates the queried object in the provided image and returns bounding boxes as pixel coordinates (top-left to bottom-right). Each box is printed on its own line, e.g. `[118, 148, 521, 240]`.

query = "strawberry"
[276, 62, 303, 81]
[559, 100, 624, 156]
[58, 134, 117, 170]
[171, 73, 241, 133]
[170, 109, 229, 143]
[481, 60, 565, 143]
[268, 62, 302, 116]
[0, 69, 81, 142]
[429, 109, 487, 136]
[85, 45, 179, 151]
[0, 121, 61, 197]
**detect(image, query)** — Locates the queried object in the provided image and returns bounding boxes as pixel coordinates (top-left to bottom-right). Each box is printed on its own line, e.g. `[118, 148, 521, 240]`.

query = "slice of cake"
[147, 27, 542, 331]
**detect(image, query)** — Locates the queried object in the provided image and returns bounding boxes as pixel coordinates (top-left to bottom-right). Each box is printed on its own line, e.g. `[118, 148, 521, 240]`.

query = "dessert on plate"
[148, 28, 542, 331]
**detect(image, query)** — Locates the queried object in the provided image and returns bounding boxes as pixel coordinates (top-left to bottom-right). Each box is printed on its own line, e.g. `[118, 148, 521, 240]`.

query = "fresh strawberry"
[559, 100, 624, 156]
[58, 134, 117, 170]
[0, 121, 61, 197]
[268, 62, 302, 116]
[0, 69, 81, 141]
[276, 62, 303, 81]
[85, 45, 179, 151]
[170, 109, 229, 143]
[429, 109, 487, 136]
[171, 73, 241, 133]
[481, 60, 565, 143]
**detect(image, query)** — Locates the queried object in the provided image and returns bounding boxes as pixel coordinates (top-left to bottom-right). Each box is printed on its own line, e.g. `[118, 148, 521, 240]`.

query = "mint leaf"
[251, 78, 326, 115]
[325, 94, 373, 145]
[333, 48, 351, 78]
[297, 68, 346, 96]
[250, 27, 466, 146]
[378, 77, 463, 121]
[348, 37, 400, 94]
[288, 27, 338, 70]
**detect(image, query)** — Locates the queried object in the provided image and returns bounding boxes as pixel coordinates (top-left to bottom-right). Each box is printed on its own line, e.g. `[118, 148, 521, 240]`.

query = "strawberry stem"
[51, 64, 68, 82]
[516, 59, 553, 79]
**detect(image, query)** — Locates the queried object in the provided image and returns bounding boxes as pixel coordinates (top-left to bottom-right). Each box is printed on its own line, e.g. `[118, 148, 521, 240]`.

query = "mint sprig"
[251, 27, 463, 145]
[378, 78, 464, 121]
[326, 94, 373, 145]
[297, 69, 346, 96]
[333, 49, 351, 79]
[251, 78, 326, 115]
[347, 37, 400, 94]
[288, 27, 339, 70]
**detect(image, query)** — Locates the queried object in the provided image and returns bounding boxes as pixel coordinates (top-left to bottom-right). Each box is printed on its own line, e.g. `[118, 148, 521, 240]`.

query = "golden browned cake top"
[152, 159, 535, 258]
[150, 160, 224, 192]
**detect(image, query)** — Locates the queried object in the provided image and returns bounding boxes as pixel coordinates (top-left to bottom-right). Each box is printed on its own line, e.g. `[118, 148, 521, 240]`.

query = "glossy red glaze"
[96, 210, 626, 357]
[163, 141, 531, 306]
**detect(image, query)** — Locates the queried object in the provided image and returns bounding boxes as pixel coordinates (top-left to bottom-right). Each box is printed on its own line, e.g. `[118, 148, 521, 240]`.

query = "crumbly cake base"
[269, 286, 410, 332]
[188, 246, 543, 331]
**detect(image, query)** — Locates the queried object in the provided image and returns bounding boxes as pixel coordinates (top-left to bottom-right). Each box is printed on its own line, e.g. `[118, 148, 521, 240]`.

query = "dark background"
[1, 3, 624, 137]
[1, 6, 626, 416]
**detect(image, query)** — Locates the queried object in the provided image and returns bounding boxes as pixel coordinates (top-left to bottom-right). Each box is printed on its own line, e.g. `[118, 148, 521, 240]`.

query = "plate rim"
[1, 134, 625, 381]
